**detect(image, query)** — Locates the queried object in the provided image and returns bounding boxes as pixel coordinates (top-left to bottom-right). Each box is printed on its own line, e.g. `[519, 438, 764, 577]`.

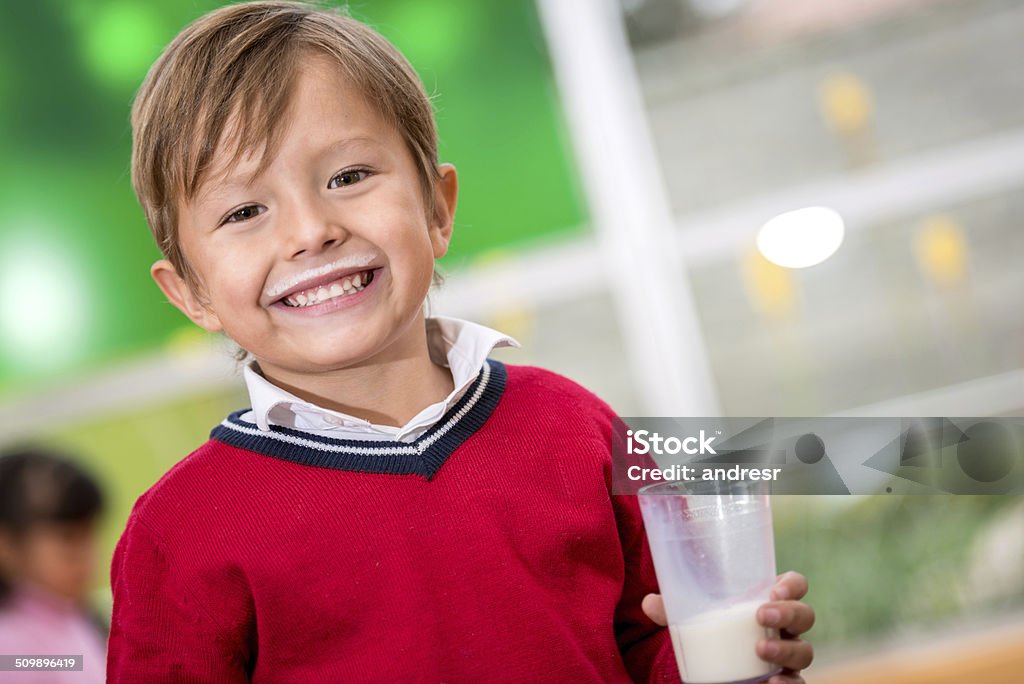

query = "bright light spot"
[756, 207, 845, 269]
[0, 239, 90, 370]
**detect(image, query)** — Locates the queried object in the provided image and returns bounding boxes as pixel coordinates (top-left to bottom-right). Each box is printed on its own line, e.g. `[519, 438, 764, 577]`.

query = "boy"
[108, 2, 815, 682]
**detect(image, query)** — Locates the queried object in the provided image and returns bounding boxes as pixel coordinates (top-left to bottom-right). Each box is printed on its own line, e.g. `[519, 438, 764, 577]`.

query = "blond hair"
[131, 1, 441, 289]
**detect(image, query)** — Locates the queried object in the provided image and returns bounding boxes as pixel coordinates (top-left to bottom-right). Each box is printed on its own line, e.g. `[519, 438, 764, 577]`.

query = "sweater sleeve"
[107, 511, 253, 683]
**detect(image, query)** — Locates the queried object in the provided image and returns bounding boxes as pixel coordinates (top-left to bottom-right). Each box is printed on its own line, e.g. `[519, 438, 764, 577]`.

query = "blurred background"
[0, 0, 1021, 680]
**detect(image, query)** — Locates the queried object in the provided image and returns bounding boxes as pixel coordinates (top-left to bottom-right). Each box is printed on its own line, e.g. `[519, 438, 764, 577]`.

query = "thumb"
[641, 593, 667, 626]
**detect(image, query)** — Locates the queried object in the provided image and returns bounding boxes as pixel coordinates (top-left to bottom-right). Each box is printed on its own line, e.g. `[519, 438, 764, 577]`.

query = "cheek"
[387, 235, 436, 291]
[187, 230, 270, 300]
[371, 186, 432, 243]
[381, 216, 437, 273]
[207, 255, 268, 307]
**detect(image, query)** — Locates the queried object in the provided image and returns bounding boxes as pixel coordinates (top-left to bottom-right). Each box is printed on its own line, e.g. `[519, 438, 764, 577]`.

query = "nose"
[281, 194, 348, 259]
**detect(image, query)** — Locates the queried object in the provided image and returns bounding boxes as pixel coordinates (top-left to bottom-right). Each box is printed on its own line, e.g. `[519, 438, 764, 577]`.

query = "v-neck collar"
[210, 359, 507, 479]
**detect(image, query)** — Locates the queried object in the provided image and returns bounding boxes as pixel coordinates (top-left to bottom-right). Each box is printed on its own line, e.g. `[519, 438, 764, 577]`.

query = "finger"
[758, 600, 816, 635]
[771, 571, 809, 601]
[641, 593, 667, 626]
[757, 637, 814, 672]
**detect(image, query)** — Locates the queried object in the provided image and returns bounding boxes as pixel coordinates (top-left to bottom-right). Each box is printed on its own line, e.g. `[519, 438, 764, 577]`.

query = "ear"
[151, 259, 224, 332]
[428, 163, 458, 259]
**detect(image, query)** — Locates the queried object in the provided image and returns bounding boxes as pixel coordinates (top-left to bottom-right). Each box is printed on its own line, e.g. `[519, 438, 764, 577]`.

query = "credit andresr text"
[624, 430, 781, 482]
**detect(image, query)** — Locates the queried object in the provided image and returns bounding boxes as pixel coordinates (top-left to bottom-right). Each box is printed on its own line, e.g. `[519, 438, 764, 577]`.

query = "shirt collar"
[242, 316, 518, 440]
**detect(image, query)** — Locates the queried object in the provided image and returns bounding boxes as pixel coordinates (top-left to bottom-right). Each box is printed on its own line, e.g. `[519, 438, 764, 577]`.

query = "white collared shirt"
[239, 316, 518, 443]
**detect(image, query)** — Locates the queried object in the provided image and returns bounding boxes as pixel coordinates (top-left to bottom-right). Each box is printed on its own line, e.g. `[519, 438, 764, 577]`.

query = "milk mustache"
[668, 600, 778, 684]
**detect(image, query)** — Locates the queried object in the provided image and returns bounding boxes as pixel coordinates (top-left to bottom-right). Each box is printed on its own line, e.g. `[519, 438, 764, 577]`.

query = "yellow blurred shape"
[469, 250, 534, 341]
[914, 215, 968, 286]
[166, 326, 214, 357]
[742, 249, 796, 319]
[487, 305, 534, 345]
[472, 248, 514, 269]
[818, 72, 874, 134]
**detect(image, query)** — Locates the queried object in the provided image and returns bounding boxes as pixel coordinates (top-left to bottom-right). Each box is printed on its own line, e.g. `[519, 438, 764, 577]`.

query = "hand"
[641, 571, 815, 684]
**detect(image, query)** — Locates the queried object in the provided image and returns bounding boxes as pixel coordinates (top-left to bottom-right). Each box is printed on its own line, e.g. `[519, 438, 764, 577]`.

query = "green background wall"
[0, 0, 585, 395]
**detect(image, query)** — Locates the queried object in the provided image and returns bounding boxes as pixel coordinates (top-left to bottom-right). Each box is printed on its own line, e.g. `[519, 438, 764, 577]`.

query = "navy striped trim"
[209, 359, 506, 478]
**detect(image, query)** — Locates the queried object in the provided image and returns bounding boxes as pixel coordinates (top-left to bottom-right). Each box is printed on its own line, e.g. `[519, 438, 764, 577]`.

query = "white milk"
[668, 600, 777, 684]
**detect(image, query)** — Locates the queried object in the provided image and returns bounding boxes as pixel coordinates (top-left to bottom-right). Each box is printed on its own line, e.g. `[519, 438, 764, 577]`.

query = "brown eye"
[223, 205, 264, 224]
[328, 169, 370, 189]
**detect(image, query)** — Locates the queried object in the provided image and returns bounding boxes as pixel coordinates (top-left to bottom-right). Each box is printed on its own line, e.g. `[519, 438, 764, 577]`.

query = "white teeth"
[282, 272, 370, 307]
[281, 270, 372, 307]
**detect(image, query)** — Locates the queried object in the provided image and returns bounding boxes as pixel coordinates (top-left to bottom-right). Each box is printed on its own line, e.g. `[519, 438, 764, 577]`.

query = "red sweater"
[107, 361, 681, 683]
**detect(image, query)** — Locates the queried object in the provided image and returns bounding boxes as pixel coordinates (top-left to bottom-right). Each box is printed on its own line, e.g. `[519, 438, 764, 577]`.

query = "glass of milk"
[638, 479, 781, 684]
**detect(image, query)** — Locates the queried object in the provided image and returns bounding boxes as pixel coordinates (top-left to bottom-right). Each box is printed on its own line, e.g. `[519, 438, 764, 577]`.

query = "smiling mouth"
[280, 269, 376, 308]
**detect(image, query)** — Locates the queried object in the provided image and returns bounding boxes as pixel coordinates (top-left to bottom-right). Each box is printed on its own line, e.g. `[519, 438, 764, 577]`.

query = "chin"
[291, 346, 374, 371]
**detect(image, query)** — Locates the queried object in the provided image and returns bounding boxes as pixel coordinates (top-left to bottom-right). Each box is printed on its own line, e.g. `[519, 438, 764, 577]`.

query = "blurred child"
[108, 2, 814, 682]
[0, 448, 107, 683]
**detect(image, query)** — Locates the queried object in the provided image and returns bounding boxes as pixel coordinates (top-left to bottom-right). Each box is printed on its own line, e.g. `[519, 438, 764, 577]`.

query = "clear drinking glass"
[638, 479, 782, 684]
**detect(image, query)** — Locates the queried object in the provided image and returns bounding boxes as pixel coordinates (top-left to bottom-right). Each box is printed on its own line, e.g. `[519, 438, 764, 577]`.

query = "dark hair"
[0, 447, 105, 604]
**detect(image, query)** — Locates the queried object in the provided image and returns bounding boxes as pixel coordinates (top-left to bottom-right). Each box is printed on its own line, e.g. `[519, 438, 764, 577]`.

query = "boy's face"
[153, 54, 456, 377]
